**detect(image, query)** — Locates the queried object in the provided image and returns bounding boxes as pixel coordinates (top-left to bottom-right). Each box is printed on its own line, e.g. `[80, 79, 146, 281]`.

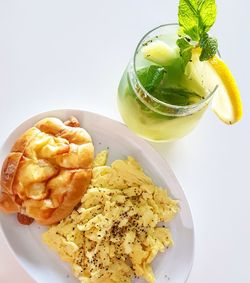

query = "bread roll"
[0, 117, 94, 225]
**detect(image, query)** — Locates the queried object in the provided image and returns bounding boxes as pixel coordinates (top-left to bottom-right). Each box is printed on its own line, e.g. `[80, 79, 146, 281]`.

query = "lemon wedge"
[208, 56, 243, 124]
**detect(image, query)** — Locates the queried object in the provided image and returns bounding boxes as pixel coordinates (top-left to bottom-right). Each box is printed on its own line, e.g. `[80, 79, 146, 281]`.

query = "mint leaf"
[137, 65, 166, 92]
[177, 37, 193, 69]
[199, 33, 218, 61]
[178, 0, 217, 39]
[198, 0, 217, 32]
[153, 87, 201, 106]
[153, 88, 189, 106]
[178, 0, 200, 41]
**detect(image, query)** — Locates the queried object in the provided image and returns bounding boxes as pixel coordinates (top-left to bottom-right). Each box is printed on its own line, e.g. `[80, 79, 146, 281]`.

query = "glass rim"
[131, 23, 219, 112]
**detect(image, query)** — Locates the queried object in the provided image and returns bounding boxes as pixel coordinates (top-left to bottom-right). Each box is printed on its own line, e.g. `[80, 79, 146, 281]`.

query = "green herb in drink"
[137, 65, 166, 92]
[152, 88, 202, 106]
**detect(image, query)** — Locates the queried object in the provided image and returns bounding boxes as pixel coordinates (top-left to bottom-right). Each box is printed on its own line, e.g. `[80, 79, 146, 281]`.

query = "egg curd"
[43, 151, 179, 283]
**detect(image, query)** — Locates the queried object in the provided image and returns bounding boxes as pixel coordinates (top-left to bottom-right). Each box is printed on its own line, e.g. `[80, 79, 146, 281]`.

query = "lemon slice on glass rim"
[208, 55, 243, 124]
[191, 48, 243, 124]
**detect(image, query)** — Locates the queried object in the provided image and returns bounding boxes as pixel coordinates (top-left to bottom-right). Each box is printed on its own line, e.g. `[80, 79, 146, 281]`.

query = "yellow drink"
[117, 24, 218, 142]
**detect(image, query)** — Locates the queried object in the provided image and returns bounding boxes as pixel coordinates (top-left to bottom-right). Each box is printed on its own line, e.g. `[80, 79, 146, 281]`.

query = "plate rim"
[0, 108, 195, 283]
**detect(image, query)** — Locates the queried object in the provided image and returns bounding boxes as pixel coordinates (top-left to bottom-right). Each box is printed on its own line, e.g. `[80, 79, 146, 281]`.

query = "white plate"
[0, 109, 194, 283]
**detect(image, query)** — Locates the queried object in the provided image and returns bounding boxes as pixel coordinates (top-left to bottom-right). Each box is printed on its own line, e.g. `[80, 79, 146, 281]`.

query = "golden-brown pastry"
[0, 117, 94, 225]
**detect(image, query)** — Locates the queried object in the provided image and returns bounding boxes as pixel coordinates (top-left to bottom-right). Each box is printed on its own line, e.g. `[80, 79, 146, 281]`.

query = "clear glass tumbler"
[117, 24, 218, 142]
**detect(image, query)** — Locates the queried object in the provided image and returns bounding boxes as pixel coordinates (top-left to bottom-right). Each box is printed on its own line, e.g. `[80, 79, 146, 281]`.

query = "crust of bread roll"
[35, 118, 92, 144]
[1, 152, 23, 194]
[36, 169, 92, 225]
[2, 127, 41, 194]
[0, 191, 18, 213]
[11, 127, 40, 153]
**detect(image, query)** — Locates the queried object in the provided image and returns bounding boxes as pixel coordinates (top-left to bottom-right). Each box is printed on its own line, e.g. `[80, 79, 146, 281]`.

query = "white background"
[0, 0, 249, 282]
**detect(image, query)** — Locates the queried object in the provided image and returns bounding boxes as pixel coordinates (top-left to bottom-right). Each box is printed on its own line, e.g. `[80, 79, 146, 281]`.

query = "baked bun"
[0, 117, 94, 225]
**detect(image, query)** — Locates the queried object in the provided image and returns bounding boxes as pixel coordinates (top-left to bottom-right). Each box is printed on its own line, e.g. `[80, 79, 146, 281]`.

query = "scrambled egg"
[43, 151, 179, 283]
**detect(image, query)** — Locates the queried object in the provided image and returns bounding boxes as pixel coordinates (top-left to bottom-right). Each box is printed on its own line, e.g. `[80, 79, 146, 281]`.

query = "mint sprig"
[137, 65, 166, 92]
[178, 0, 218, 68]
